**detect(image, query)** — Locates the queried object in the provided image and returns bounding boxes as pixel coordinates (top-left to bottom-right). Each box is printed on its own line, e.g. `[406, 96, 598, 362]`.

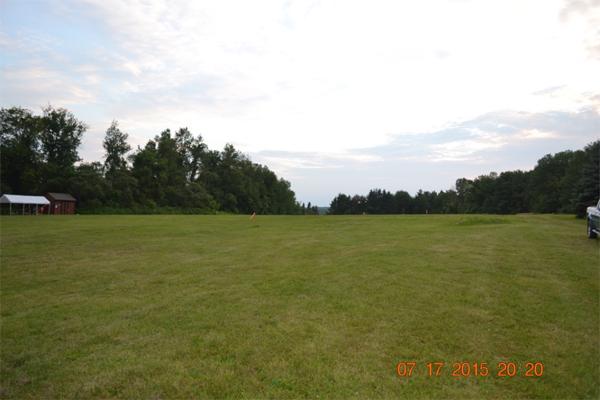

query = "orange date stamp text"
[397, 362, 544, 377]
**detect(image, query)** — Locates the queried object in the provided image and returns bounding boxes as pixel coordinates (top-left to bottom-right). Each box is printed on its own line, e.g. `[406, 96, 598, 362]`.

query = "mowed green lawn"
[1, 214, 598, 399]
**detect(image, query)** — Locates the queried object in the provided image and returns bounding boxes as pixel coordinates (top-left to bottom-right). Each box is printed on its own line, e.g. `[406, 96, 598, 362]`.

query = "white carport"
[0, 194, 51, 215]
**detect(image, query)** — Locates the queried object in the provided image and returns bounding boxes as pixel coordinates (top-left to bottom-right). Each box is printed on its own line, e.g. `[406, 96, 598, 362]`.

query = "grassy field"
[1, 214, 598, 399]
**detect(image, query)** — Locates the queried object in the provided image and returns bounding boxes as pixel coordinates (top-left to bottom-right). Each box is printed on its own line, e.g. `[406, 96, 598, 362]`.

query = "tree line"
[1, 106, 302, 214]
[328, 140, 599, 217]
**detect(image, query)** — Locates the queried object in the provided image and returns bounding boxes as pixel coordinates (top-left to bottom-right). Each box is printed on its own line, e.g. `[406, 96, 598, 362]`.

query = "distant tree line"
[301, 202, 319, 215]
[328, 140, 599, 217]
[1, 106, 302, 214]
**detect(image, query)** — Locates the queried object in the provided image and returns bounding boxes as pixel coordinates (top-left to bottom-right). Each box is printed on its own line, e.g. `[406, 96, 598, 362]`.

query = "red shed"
[45, 193, 77, 215]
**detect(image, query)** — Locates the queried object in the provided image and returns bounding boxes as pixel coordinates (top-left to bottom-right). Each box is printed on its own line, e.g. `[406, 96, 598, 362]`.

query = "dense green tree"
[130, 140, 167, 207]
[350, 195, 366, 214]
[68, 162, 111, 209]
[572, 140, 600, 217]
[528, 151, 578, 213]
[454, 178, 473, 213]
[464, 172, 497, 213]
[103, 120, 131, 174]
[367, 189, 396, 214]
[413, 190, 429, 214]
[271, 177, 299, 214]
[40, 105, 87, 170]
[174, 128, 207, 182]
[558, 149, 586, 214]
[0, 107, 43, 194]
[493, 170, 529, 214]
[214, 144, 245, 212]
[328, 194, 353, 214]
[38, 105, 88, 193]
[394, 190, 414, 214]
[105, 169, 139, 208]
[1, 105, 300, 214]
[435, 189, 457, 213]
[381, 190, 395, 214]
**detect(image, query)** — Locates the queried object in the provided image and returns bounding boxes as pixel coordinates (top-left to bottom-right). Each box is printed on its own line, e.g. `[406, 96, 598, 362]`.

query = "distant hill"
[317, 207, 329, 215]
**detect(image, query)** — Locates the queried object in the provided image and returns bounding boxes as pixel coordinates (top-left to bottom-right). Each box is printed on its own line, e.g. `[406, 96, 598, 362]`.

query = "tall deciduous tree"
[1, 105, 301, 214]
[0, 107, 43, 194]
[40, 105, 88, 170]
[174, 127, 207, 182]
[527, 151, 578, 213]
[103, 120, 132, 174]
[38, 105, 89, 193]
[69, 162, 111, 209]
[130, 140, 166, 207]
[572, 140, 600, 217]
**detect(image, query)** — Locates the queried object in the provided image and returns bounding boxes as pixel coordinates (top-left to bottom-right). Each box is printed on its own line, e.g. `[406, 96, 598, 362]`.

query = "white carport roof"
[0, 194, 50, 205]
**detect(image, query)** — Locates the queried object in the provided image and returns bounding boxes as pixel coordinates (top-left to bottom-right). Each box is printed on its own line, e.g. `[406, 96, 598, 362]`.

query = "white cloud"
[518, 129, 557, 139]
[430, 137, 503, 161]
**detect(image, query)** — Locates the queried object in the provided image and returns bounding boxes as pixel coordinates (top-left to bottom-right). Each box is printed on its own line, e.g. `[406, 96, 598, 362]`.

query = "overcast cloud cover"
[1, 0, 599, 206]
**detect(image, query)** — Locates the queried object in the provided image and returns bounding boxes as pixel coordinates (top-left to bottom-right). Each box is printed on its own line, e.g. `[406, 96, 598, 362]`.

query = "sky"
[1, 0, 599, 206]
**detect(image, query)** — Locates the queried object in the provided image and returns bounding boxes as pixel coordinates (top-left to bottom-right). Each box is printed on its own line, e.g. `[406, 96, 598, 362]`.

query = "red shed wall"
[54, 201, 75, 214]
[44, 195, 76, 214]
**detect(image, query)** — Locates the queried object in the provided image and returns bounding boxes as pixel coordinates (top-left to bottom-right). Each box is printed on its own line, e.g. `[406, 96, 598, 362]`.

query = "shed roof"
[47, 192, 77, 201]
[0, 194, 51, 205]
